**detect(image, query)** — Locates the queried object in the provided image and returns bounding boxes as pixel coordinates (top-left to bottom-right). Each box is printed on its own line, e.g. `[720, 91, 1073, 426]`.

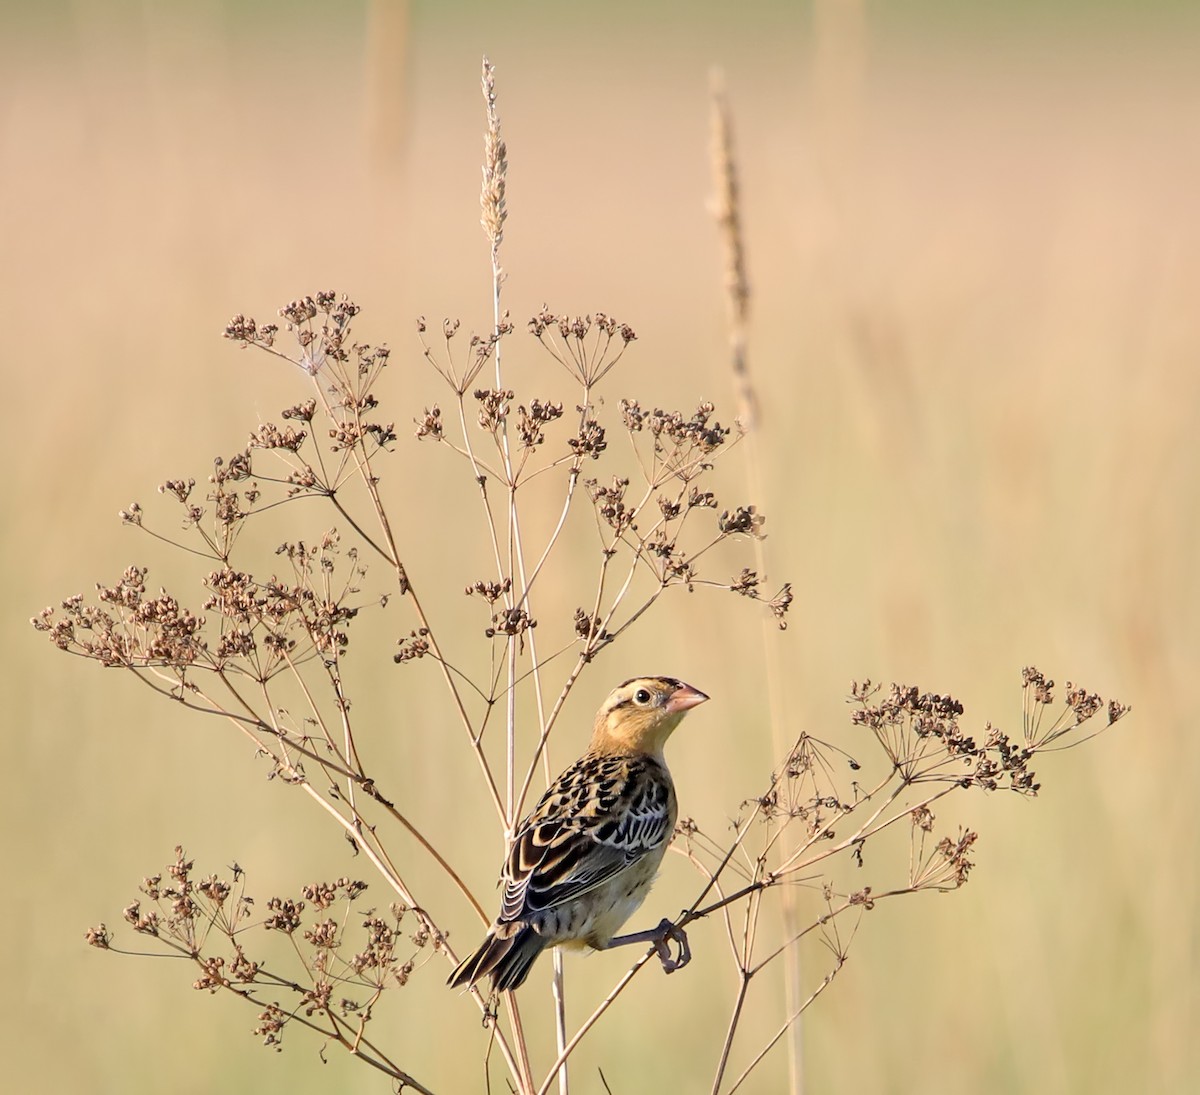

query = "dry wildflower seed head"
[474, 387, 512, 431]
[197, 874, 231, 904]
[485, 606, 535, 639]
[573, 608, 609, 643]
[394, 629, 430, 664]
[1023, 665, 1055, 704]
[465, 578, 512, 604]
[123, 901, 160, 935]
[730, 568, 759, 597]
[224, 313, 257, 342]
[936, 830, 978, 888]
[620, 398, 647, 432]
[280, 296, 319, 327]
[517, 398, 564, 447]
[718, 505, 766, 538]
[624, 402, 732, 480]
[848, 887, 875, 909]
[85, 924, 111, 949]
[766, 583, 793, 629]
[529, 308, 637, 385]
[159, 479, 195, 503]
[911, 804, 935, 832]
[1065, 683, 1103, 721]
[224, 314, 278, 348]
[568, 412, 607, 459]
[249, 422, 307, 452]
[586, 476, 635, 532]
[656, 403, 721, 445]
[415, 405, 444, 440]
[229, 946, 259, 983]
[254, 1003, 286, 1049]
[282, 399, 316, 422]
[264, 897, 305, 934]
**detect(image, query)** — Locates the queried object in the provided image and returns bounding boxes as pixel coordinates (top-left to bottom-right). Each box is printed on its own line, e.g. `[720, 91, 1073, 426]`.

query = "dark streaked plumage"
[449, 676, 708, 992]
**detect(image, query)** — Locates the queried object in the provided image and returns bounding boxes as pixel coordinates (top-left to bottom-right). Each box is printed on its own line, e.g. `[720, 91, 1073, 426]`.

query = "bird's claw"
[652, 917, 690, 974]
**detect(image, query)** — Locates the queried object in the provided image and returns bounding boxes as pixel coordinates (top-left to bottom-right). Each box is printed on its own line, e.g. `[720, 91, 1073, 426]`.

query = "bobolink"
[449, 676, 709, 992]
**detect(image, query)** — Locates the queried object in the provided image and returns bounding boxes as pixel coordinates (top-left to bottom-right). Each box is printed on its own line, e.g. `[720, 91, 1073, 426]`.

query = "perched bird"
[449, 676, 709, 993]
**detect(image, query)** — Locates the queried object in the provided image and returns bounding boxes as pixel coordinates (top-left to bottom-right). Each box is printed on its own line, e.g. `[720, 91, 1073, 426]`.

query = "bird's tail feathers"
[448, 924, 546, 992]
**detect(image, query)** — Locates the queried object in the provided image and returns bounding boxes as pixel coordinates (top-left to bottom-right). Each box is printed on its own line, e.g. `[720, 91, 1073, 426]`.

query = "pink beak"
[666, 683, 709, 714]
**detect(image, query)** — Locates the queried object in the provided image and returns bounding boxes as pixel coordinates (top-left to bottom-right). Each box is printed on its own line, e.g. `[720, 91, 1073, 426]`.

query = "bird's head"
[590, 676, 709, 758]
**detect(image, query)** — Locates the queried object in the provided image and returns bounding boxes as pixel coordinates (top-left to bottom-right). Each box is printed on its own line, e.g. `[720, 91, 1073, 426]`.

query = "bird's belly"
[562, 855, 663, 950]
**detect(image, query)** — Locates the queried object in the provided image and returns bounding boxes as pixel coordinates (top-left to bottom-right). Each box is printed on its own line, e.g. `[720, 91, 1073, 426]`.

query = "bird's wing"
[498, 755, 674, 922]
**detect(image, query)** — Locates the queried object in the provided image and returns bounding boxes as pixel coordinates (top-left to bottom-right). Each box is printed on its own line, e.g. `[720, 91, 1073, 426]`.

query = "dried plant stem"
[510, 487, 571, 1095]
[369, 796, 488, 924]
[710, 69, 803, 1094]
[514, 649, 593, 816]
[551, 948, 569, 1094]
[511, 397, 594, 818]
[505, 993, 537, 1094]
[136, 628, 491, 932]
[724, 960, 844, 1095]
[478, 56, 549, 1095]
[271, 628, 490, 922]
[711, 973, 752, 1095]
[182, 939, 437, 1095]
[535, 951, 656, 1095]
[297, 778, 525, 1086]
[314, 382, 506, 822]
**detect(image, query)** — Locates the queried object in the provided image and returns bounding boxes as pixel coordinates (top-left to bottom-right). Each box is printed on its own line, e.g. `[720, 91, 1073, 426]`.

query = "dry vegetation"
[27, 53, 1134, 1095]
[8, 5, 1198, 1095]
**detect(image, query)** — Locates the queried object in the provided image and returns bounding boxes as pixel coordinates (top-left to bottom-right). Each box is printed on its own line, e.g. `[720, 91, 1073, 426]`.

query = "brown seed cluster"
[850, 680, 1040, 792]
[1022, 666, 1130, 748]
[465, 578, 512, 604]
[517, 399, 563, 447]
[413, 295, 792, 636]
[485, 606, 536, 640]
[96, 850, 427, 1058]
[529, 308, 637, 386]
[394, 628, 431, 664]
[568, 411, 607, 459]
[586, 476, 634, 533]
[35, 527, 374, 685]
[415, 405, 444, 441]
[31, 567, 204, 667]
[718, 505, 765, 538]
[474, 387, 513, 431]
[621, 399, 730, 456]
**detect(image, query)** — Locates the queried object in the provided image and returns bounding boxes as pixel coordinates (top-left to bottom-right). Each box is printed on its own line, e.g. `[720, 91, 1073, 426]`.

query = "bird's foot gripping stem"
[651, 917, 690, 974]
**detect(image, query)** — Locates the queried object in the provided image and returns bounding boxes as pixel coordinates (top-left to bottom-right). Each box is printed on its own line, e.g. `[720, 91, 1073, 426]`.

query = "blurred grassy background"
[5, 0, 1198, 1091]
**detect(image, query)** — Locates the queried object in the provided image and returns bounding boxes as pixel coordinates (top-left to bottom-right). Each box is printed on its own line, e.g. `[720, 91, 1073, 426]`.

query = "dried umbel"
[90, 850, 431, 1085]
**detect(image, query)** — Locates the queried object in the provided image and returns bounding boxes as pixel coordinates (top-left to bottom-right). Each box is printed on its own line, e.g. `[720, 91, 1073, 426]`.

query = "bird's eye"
[634, 688, 652, 705]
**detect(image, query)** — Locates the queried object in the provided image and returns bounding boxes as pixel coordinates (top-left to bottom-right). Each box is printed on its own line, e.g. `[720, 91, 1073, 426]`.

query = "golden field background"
[4, 1, 1198, 1092]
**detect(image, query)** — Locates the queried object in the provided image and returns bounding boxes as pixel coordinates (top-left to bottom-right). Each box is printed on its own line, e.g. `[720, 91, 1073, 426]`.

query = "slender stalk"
[724, 962, 843, 1095]
[478, 56, 536, 1095]
[709, 68, 804, 1095]
[711, 974, 752, 1095]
